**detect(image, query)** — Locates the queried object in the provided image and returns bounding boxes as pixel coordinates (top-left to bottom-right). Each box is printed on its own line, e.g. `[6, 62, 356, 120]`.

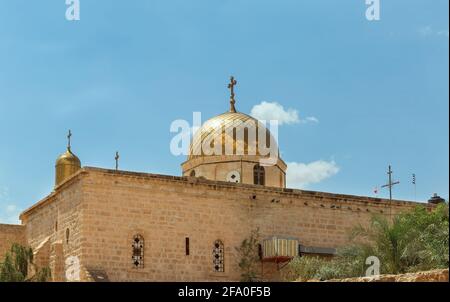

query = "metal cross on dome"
[67, 130, 72, 150]
[228, 76, 237, 113]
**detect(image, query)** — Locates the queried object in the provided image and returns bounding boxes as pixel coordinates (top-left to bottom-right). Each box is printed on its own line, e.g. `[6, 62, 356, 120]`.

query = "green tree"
[236, 228, 261, 282]
[0, 243, 51, 282]
[284, 203, 449, 281]
[399, 203, 449, 270]
[352, 203, 449, 274]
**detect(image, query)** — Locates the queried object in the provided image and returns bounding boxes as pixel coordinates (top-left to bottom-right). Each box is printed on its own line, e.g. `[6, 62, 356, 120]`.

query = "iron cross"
[67, 130, 72, 150]
[381, 165, 400, 200]
[228, 76, 237, 112]
[115, 151, 120, 170]
[228, 76, 237, 99]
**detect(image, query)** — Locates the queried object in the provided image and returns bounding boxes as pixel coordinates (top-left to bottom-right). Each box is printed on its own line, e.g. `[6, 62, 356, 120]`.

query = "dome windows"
[253, 164, 265, 186]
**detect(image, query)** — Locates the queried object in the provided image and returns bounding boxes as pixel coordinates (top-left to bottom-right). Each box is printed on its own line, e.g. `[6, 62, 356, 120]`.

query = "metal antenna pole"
[388, 165, 392, 200]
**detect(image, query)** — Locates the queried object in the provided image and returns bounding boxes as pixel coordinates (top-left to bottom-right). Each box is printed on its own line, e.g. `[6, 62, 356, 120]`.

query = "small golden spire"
[55, 130, 81, 187]
[228, 76, 237, 112]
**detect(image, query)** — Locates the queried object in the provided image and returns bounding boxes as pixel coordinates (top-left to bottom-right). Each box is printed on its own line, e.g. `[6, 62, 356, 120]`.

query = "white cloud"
[0, 186, 8, 200]
[419, 25, 433, 36]
[303, 116, 319, 124]
[437, 30, 450, 38]
[6, 204, 16, 213]
[250, 101, 318, 125]
[419, 26, 449, 38]
[286, 160, 339, 189]
[0, 187, 21, 225]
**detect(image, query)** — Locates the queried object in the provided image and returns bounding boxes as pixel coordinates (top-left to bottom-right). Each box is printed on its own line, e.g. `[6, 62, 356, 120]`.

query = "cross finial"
[381, 164, 400, 200]
[115, 151, 120, 170]
[67, 130, 72, 151]
[228, 76, 237, 112]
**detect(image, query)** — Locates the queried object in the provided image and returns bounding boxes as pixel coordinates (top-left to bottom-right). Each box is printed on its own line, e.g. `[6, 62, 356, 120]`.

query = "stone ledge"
[307, 268, 449, 282]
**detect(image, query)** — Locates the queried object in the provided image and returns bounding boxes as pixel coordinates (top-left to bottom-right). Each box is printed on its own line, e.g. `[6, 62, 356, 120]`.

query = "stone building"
[0, 82, 431, 281]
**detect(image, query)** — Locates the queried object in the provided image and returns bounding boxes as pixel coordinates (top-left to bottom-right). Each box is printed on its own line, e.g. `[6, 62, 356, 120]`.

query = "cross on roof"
[381, 165, 400, 200]
[115, 151, 120, 170]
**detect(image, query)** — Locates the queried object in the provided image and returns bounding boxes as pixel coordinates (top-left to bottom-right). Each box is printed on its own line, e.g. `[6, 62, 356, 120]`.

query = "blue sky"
[0, 0, 448, 223]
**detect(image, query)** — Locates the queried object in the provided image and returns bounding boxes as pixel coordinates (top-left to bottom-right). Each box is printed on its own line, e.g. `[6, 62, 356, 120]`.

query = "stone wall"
[80, 168, 251, 281]
[77, 167, 421, 281]
[0, 224, 26, 261]
[20, 172, 86, 281]
[322, 269, 449, 282]
[17, 167, 426, 281]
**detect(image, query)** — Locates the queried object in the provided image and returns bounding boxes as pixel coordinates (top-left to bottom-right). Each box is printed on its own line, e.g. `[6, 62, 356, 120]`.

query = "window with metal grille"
[253, 164, 265, 185]
[132, 234, 144, 268]
[213, 240, 224, 272]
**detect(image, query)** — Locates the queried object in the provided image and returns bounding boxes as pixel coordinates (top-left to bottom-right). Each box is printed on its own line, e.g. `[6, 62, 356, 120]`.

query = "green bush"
[282, 256, 324, 281]
[351, 203, 449, 274]
[284, 203, 449, 281]
[0, 243, 51, 282]
[236, 228, 261, 282]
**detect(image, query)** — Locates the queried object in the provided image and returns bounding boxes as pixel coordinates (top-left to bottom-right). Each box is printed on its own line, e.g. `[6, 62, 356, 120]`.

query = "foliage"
[284, 203, 449, 281]
[33, 266, 52, 282]
[236, 228, 261, 282]
[282, 245, 373, 281]
[351, 203, 449, 274]
[0, 243, 51, 282]
[282, 256, 325, 281]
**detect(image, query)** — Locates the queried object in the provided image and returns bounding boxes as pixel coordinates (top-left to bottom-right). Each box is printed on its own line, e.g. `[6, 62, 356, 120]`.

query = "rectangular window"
[185, 237, 190, 256]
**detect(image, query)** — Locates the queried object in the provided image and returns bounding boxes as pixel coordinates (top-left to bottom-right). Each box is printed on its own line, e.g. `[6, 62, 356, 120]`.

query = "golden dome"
[56, 149, 81, 167]
[188, 77, 279, 160]
[55, 131, 81, 187]
[188, 110, 278, 160]
[182, 77, 286, 188]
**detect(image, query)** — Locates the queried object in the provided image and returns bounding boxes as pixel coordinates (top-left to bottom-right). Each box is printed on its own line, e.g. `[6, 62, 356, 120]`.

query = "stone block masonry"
[13, 167, 428, 281]
[0, 224, 25, 260]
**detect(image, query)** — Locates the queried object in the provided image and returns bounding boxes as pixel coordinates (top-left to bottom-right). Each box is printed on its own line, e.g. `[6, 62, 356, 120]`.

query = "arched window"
[190, 170, 196, 177]
[132, 234, 144, 268]
[213, 240, 224, 272]
[253, 164, 265, 185]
